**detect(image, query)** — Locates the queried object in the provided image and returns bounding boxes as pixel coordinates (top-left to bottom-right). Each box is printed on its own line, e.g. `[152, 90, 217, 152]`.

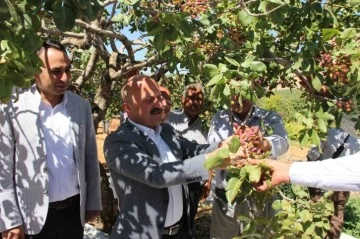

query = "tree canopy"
[1, 0, 359, 145]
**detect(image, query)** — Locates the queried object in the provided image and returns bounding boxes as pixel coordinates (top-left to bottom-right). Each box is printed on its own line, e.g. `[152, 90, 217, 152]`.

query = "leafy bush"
[344, 196, 360, 238]
[284, 121, 306, 142]
[257, 89, 308, 142]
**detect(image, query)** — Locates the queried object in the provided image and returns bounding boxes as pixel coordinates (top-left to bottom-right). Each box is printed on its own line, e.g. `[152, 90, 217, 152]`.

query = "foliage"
[344, 196, 360, 238]
[257, 89, 306, 122]
[206, 133, 334, 238]
[285, 121, 307, 142]
[256, 89, 309, 142]
[2, 0, 360, 144]
[1, 0, 360, 237]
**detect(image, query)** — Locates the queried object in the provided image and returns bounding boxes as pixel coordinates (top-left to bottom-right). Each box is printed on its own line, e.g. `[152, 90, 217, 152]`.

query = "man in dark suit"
[104, 75, 241, 239]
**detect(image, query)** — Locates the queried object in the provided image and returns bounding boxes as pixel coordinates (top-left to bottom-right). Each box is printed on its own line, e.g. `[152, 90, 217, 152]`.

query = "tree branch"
[75, 46, 99, 89]
[74, 19, 135, 61]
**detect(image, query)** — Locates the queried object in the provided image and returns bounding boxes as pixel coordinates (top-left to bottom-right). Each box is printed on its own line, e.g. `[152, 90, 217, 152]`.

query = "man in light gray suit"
[0, 41, 101, 239]
[104, 75, 242, 239]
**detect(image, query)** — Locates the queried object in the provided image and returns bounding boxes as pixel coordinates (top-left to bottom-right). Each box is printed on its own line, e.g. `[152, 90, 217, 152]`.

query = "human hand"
[85, 210, 101, 223]
[248, 159, 291, 191]
[200, 180, 211, 200]
[2, 226, 25, 239]
[251, 134, 271, 153]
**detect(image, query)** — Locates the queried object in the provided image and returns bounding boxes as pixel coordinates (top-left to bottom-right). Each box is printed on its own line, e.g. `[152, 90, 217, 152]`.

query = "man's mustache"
[150, 108, 164, 114]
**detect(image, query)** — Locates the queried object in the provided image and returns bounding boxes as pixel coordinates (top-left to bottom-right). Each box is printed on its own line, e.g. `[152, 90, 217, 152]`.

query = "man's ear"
[181, 97, 185, 105]
[123, 102, 131, 114]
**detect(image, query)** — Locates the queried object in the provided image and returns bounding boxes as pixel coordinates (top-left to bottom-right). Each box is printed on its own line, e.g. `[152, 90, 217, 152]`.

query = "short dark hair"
[36, 40, 67, 56]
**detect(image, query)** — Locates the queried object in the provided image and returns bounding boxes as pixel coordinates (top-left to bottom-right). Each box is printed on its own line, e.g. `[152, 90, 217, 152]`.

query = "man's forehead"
[187, 88, 203, 96]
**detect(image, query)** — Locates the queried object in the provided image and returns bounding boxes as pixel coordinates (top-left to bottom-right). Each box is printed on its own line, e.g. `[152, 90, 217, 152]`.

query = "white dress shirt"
[38, 92, 80, 202]
[290, 155, 360, 191]
[128, 119, 183, 227]
[292, 128, 360, 192]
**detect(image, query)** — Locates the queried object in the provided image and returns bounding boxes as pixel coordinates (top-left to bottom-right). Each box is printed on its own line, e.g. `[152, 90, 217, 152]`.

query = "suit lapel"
[124, 121, 162, 163]
[64, 92, 79, 164]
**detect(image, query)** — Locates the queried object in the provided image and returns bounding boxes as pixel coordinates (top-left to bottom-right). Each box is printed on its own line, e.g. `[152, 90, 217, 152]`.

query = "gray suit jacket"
[104, 120, 217, 239]
[0, 85, 101, 234]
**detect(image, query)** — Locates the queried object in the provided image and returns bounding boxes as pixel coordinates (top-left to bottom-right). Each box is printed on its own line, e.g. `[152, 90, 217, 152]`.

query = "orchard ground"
[90, 118, 356, 239]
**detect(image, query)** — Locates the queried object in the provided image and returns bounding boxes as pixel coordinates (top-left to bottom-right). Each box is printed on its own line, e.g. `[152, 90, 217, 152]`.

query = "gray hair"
[183, 83, 205, 98]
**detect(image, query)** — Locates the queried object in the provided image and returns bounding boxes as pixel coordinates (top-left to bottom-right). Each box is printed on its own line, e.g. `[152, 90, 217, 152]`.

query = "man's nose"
[156, 97, 165, 108]
[60, 71, 71, 82]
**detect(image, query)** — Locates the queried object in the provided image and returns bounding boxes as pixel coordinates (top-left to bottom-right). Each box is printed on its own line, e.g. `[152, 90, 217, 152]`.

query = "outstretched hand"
[2, 225, 25, 239]
[247, 159, 291, 191]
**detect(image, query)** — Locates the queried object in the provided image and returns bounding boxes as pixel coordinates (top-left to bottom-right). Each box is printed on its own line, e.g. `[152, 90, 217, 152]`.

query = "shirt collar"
[34, 86, 68, 108]
[128, 118, 162, 137]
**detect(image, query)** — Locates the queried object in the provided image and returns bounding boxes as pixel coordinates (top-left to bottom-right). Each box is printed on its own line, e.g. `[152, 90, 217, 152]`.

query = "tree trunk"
[98, 162, 118, 233]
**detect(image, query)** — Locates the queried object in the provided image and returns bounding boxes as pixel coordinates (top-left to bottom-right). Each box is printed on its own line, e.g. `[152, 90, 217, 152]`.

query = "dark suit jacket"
[104, 120, 217, 239]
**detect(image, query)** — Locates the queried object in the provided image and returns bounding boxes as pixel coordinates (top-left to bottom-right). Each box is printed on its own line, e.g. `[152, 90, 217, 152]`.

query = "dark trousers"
[188, 182, 201, 232]
[25, 195, 83, 239]
[309, 188, 350, 239]
[162, 222, 189, 239]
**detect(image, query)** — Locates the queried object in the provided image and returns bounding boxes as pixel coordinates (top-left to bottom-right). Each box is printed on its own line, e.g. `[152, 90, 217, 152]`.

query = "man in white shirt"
[103, 75, 243, 239]
[252, 155, 360, 192]
[307, 127, 360, 239]
[0, 40, 101, 239]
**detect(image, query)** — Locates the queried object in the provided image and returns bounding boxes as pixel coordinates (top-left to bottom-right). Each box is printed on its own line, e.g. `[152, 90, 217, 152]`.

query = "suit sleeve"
[263, 111, 289, 158]
[0, 104, 23, 232]
[83, 101, 102, 211]
[104, 130, 215, 188]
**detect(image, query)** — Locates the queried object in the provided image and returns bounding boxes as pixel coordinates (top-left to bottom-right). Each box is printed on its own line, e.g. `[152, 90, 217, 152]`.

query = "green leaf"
[226, 176, 245, 203]
[198, 14, 210, 25]
[350, 0, 360, 6]
[311, 129, 321, 146]
[317, 118, 327, 133]
[247, 165, 262, 183]
[0, 78, 14, 103]
[73, 0, 87, 9]
[204, 147, 229, 170]
[311, 75, 322, 92]
[206, 73, 223, 87]
[111, 13, 125, 23]
[203, 64, 219, 78]
[223, 84, 230, 96]
[322, 28, 340, 41]
[228, 136, 241, 153]
[250, 61, 267, 72]
[229, 79, 241, 87]
[340, 28, 356, 41]
[305, 223, 315, 234]
[299, 131, 310, 147]
[153, 31, 165, 52]
[300, 209, 313, 223]
[269, 0, 285, 4]
[272, 200, 282, 210]
[302, 118, 314, 128]
[218, 63, 228, 73]
[52, 1, 75, 31]
[238, 10, 257, 26]
[224, 57, 240, 67]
